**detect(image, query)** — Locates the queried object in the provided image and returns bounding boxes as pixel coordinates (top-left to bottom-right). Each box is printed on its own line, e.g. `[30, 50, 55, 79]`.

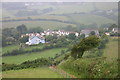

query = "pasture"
[69, 14, 116, 26]
[24, 44, 44, 51]
[103, 37, 118, 61]
[2, 67, 63, 78]
[2, 44, 44, 55]
[2, 48, 66, 64]
[2, 21, 76, 30]
[2, 45, 20, 55]
[48, 3, 94, 14]
[3, 14, 69, 21]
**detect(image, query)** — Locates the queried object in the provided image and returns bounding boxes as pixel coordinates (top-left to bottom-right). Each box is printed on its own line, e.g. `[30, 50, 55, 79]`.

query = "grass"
[24, 44, 44, 51]
[48, 3, 94, 14]
[2, 21, 76, 30]
[2, 48, 66, 64]
[2, 67, 63, 78]
[95, 2, 118, 10]
[55, 52, 70, 62]
[103, 37, 118, 61]
[59, 57, 118, 78]
[3, 14, 69, 22]
[1, 9, 15, 18]
[69, 14, 116, 26]
[2, 45, 20, 55]
[2, 44, 44, 55]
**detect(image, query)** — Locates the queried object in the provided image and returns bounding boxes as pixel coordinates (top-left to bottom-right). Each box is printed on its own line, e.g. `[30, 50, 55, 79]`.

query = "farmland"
[2, 21, 76, 30]
[2, 45, 20, 55]
[2, 68, 63, 78]
[2, 44, 44, 55]
[58, 37, 119, 78]
[1, 2, 118, 78]
[69, 14, 116, 26]
[103, 37, 118, 61]
[2, 14, 70, 21]
[1, 2, 118, 30]
[2, 48, 66, 64]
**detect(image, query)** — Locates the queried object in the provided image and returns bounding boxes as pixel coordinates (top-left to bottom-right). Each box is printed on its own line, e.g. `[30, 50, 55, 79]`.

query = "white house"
[26, 35, 45, 45]
[105, 32, 110, 36]
[112, 28, 118, 33]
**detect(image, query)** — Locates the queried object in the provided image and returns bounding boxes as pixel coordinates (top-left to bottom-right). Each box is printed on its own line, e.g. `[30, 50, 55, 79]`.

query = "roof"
[29, 35, 45, 40]
[81, 29, 99, 35]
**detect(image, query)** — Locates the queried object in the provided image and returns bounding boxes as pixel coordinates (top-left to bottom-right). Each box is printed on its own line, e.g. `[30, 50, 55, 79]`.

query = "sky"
[1, 0, 119, 2]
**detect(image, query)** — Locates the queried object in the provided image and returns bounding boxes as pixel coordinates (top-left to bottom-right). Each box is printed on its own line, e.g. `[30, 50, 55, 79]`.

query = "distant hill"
[1, 2, 118, 29]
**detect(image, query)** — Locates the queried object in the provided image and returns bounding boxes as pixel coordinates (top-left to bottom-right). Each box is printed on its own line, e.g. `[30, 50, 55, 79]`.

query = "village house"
[22, 29, 100, 45]
[112, 28, 119, 33]
[81, 29, 99, 37]
[105, 32, 110, 36]
[24, 33, 45, 45]
[43, 29, 79, 37]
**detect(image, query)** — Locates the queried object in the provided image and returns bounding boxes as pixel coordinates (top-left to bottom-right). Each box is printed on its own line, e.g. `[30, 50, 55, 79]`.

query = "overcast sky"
[1, 0, 119, 2]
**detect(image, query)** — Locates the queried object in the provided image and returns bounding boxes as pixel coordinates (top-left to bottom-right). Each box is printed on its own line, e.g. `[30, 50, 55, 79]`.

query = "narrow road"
[49, 66, 77, 78]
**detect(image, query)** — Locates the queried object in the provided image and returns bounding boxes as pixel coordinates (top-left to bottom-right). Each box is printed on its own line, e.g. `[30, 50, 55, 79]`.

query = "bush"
[2, 58, 52, 71]
[59, 57, 118, 78]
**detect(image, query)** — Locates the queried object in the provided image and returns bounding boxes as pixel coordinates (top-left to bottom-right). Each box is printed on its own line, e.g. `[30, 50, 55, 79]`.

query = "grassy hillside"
[103, 37, 118, 61]
[2, 21, 76, 29]
[3, 48, 66, 64]
[2, 2, 118, 29]
[59, 57, 118, 78]
[69, 14, 116, 26]
[58, 37, 118, 78]
[2, 14, 69, 21]
[48, 3, 94, 14]
[2, 67, 63, 78]
[95, 2, 118, 10]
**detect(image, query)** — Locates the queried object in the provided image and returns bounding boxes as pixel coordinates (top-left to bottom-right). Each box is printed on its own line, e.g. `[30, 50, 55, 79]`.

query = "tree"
[6, 37, 16, 45]
[19, 36, 29, 43]
[108, 24, 117, 32]
[45, 35, 57, 42]
[68, 33, 76, 40]
[90, 31, 95, 35]
[16, 24, 27, 34]
[71, 35, 100, 59]
[79, 34, 85, 39]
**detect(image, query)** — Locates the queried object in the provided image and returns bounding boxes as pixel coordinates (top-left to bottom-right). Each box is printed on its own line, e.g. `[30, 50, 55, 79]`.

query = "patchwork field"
[2, 48, 66, 64]
[2, 68, 63, 78]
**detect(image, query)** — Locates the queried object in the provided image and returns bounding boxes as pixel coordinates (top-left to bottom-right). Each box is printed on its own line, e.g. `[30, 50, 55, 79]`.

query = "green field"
[24, 44, 44, 51]
[59, 57, 118, 78]
[48, 3, 94, 14]
[3, 14, 69, 21]
[2, 68, 63, 78]
[103, 37, 118, 61]
[2, 21, 76, 29]
[2, 2, 118, 30]
[69, 14, 116, 26]
[2, 45, 20, 55]
[3, 48, 66, 64]
[2, 44, 44, 55]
